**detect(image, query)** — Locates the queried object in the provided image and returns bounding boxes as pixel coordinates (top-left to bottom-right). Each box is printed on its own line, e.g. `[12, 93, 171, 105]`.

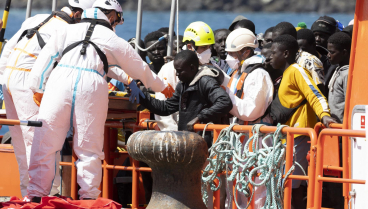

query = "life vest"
[17, 11, 75, 49]
[61, 19, 113, 74]
[227, 63, 264, 125]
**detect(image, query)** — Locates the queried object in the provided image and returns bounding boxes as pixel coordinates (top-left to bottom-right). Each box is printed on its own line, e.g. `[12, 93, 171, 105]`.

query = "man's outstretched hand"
[321, 116, 338, 128]
[187, 117, 199, 132]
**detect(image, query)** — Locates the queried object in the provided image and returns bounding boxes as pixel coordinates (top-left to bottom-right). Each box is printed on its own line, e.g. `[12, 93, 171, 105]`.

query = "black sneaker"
[31, 197, 42, 203]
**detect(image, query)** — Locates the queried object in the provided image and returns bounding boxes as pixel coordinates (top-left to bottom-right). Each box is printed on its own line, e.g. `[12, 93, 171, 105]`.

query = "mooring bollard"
[127, 131, 208, 209]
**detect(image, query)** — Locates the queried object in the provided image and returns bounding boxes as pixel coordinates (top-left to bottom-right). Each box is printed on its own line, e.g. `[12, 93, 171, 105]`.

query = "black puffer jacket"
[139, 66, 233, 131]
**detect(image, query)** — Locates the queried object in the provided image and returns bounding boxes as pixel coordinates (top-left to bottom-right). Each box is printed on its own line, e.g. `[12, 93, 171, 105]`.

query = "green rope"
[201, 123, 306, 209]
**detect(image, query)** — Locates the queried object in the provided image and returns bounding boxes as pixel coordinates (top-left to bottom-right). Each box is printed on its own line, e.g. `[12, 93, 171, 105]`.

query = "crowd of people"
[0, 0, 354, 208]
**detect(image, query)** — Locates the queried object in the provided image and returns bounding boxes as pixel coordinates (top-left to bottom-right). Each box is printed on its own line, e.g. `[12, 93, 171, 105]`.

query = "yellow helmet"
[183, 21, 215, 46]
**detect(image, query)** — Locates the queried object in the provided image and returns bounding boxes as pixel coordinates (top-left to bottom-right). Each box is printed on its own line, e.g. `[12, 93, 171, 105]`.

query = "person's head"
[233, 19, 256, 35]
[327, 32, 351, 66]
[297, 29, 316, 55]
[214, 29, 230, 60]
[229, 15, 247, 31]
[128, 38, 147, 61]
[172, 35, 184, 56]
[261, 43, 273, 71]
[174, 50, 199, 83]
[342, 25, 353, 38]
[93, 0, 124, 28]
[225, 28, 258, 70]
[144, 31, 167, 64]
[158, 27, 176, 36]
[182, 21, 215, 64]
[272, 22, 297, 40]
[264, 27, 274, 44]
[270, 35, 299, 70]
[68, 0, 95, 23]
[311, 16, 337, 48]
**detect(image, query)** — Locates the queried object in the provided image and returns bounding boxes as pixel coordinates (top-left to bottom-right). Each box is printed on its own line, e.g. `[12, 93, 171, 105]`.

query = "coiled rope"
[201, 124, 306, 209]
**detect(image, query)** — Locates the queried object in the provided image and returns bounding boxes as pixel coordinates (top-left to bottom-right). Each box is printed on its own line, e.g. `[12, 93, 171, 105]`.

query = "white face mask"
[226, 54, 240, 70]
[196, 48, 212, 64]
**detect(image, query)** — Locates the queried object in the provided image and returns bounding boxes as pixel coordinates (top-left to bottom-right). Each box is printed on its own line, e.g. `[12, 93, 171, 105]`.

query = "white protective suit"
[154, 61, 179, 131]
[224, 54, 274, 209]
[0, 11, 76, 197]
[27, 8, 169, 199]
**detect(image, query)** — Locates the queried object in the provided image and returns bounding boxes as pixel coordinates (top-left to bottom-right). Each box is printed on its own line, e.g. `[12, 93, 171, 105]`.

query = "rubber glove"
[33, 93, 43, 107]
[128, 80, 145, 103]
[161, 79, 175, 98]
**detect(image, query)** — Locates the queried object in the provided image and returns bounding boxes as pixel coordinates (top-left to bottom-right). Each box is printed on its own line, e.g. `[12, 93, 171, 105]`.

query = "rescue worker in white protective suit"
[224, 28, 274, 208]
[0, 0, 95, 198]
[155, 21, 228, 131]
[26, 0, 174, 202]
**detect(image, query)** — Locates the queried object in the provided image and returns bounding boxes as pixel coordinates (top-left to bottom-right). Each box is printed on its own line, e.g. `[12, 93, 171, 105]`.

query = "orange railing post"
[283, 132, 294, 209]
[313, 129, 366, 209]
[102, 126, 110, 198]
[212, 129, 221, 209]
[71, 138, 78, 200]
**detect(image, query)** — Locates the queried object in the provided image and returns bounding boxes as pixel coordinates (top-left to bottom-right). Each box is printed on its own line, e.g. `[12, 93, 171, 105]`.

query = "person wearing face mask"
[225, 28, 274, 126]
[26, 0, 174, 202]
[223, 28, 274, 209]
[151, 21, 224, 132]
[0, 0, 96, 198]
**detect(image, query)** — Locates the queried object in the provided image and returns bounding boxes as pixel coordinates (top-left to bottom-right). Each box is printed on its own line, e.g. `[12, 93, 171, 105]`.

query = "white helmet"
[68, 0, 96, 10]
[225, 28, 259, 52]
[93, 0, 123, 24]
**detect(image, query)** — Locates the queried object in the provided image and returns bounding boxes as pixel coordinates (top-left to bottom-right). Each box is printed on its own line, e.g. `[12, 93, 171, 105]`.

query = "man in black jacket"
[139, 50, 233, 132]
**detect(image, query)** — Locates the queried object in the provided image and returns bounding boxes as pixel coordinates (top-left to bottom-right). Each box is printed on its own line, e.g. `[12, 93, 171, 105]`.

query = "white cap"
[68, 0, 96, 10]
[225, 28, 258, 52]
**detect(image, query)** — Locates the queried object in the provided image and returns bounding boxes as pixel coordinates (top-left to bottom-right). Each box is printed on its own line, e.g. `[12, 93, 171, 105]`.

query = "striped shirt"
[278, 64, 330, 133]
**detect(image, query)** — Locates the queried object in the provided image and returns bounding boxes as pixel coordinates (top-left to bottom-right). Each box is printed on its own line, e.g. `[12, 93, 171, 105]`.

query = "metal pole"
[25, 0, 33, 19]
[52, 0, 57, 11]
[0, 0, 11, 51]
[167, 0, 176, 56]
[135, 0, 143, 53]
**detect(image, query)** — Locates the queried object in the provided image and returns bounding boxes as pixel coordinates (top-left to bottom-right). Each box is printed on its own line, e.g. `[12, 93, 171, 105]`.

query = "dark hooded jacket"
[139, 65, 233, 130]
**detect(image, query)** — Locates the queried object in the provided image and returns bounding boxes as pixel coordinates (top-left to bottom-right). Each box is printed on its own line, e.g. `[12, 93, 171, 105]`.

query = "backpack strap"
[61, 19, 112, 74]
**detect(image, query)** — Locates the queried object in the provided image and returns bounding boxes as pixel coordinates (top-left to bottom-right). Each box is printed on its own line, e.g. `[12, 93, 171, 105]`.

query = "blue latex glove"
[128, 80, 145, 103]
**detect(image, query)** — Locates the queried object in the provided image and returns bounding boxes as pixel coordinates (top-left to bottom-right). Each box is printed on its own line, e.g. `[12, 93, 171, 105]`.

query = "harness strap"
[61, 19, 112, 74]
[235, 63, 263, 99]
[17, 13, 55, 48]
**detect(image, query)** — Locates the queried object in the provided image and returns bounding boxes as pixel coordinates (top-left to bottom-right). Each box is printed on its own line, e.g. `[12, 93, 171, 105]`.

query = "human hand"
[187, 117, 199, 132]
[128, 80, 145, 103]
[321, 116, 338, 128]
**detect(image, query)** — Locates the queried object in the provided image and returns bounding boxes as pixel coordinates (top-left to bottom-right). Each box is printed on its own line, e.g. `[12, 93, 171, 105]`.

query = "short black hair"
[273, 22, 297, 39]
[273, 34, 299, 60]
[144, 31, 166, 45]
[158, 27, 176, 36]
[214, 28, 230, 36]
[265, 26, 274, 35]
[174, 50, 199, 68]
[263, 42, 273, 49]
[234, 19, 256, 34]
[328, 32, 352, 53]
[297, 29, 316, 45]
[342, 25, 353, 38]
